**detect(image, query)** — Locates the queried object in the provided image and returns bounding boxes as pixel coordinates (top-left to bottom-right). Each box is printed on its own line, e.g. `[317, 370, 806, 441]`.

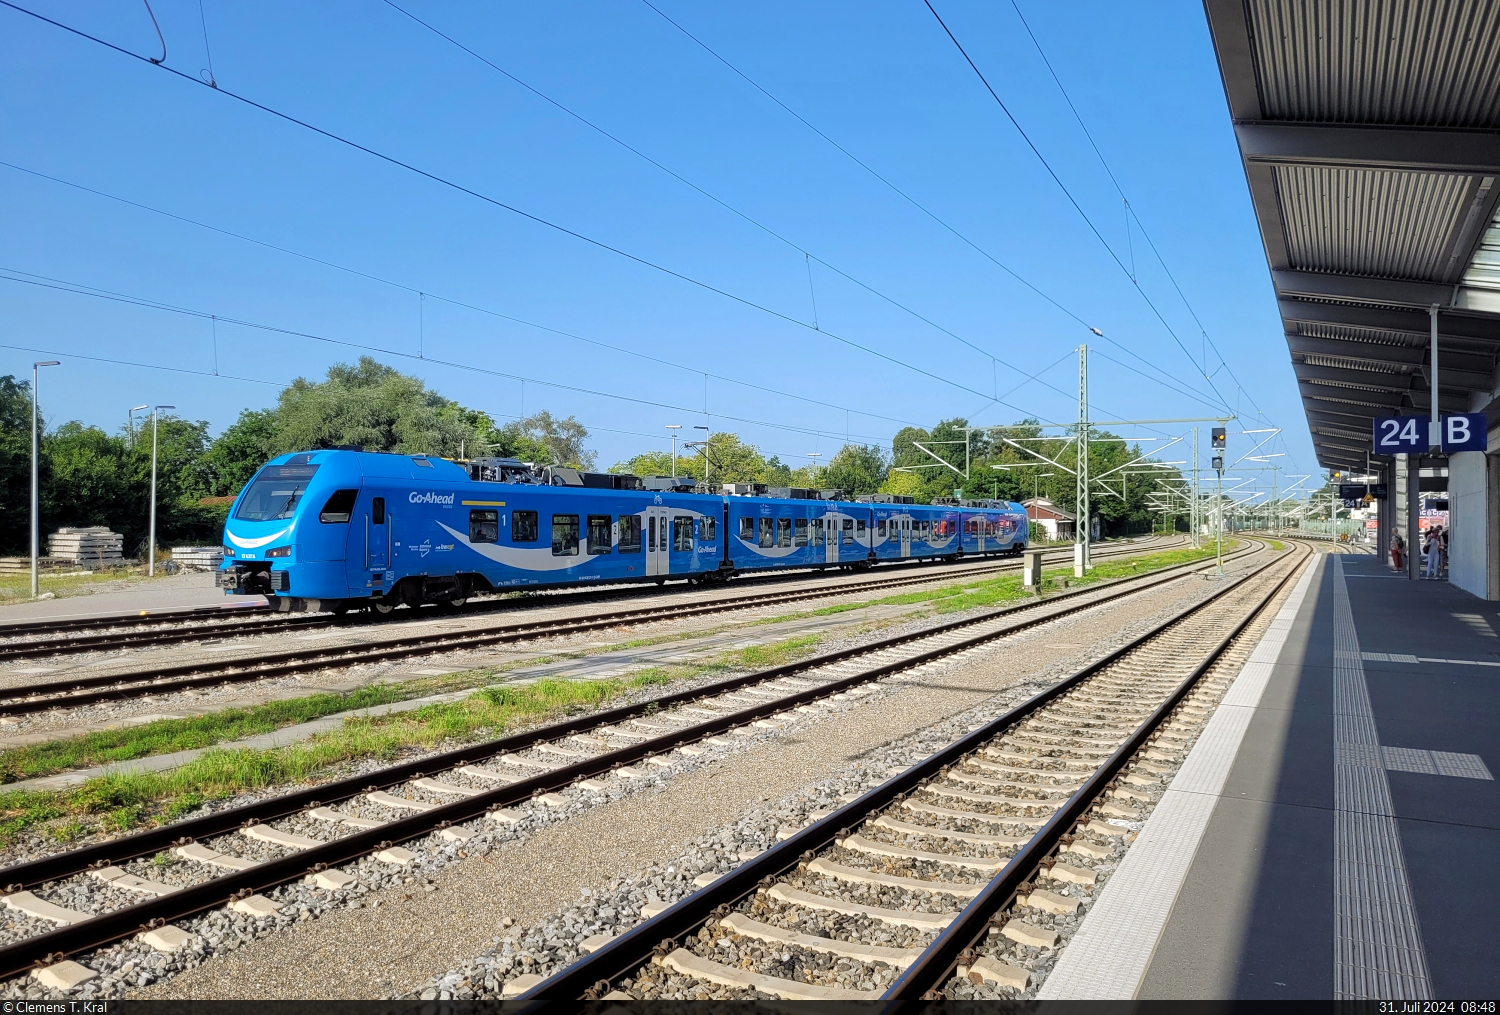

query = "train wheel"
[370, 599, 397, 616]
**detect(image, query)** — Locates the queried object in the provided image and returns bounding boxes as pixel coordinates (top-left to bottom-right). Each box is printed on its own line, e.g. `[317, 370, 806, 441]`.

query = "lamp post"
[665, 424, 681, 478]
[148, 405, 175, 577]
[128, 404, 148, 450]
[30, 361, 60, 598]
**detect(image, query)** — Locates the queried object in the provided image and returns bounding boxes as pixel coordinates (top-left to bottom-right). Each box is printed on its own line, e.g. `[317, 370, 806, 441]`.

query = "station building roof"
[1203, 0, 1500, 471]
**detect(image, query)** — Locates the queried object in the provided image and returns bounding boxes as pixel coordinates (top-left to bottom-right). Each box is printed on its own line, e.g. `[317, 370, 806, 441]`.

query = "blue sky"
[0, 0, 1309, 491]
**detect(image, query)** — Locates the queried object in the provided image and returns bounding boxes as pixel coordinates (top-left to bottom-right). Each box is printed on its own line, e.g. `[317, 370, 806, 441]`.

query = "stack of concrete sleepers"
[0, 557, 72, 574]
[47, 527, 124, 568]
[171, 546, 224, 571]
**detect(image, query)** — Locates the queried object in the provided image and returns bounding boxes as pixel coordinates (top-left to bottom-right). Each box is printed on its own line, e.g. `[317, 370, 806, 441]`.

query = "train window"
[673, 516, 694, 552]
[777, 518, 792, 547]
[794, 518, 809, 546]
[877, 519, 886, 537]
[371, 497, 386, 526]
[758, 518, 775, 548]
[812, 518, 825, 546]
[469, 509, 499, 543]
[700, 516, 716, 541]
[512, 510, 539, 542]
[618, 515, 642, 553]
[235, 464, 320, 521]
[587, 515, 612, 555]
[739, 517, 755, 541]
[552, 515, 580, 556]
[841, 518, 854, 545]
[648, 516, 657, 551]
[412, 457, 433, 468]
[857, 519, 866, 532]
[318, 489, 358, 524]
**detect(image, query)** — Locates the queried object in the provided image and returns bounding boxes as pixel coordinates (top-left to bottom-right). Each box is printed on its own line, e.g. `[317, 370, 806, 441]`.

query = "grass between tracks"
[759, 540, 1234, 625]
[0, 632, 823, 845]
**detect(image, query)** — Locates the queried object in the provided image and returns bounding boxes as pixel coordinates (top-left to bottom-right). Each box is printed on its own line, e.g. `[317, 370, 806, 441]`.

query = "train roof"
[261, 450, 1023, 510]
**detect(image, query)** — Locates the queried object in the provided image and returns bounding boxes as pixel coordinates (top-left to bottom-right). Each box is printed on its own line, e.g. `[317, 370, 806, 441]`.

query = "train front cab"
[219, 451, 367, 609]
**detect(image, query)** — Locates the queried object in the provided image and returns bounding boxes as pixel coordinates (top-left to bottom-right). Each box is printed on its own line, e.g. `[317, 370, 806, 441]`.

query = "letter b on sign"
[1442, 413, 1487, 452]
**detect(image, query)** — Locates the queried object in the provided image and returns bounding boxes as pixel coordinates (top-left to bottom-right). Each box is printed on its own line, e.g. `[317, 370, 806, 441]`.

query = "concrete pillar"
[1449, 450, 1487, 597]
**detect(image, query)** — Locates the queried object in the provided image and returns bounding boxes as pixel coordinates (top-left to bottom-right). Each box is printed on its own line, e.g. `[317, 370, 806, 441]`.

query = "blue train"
[217, 450, 1029, 613]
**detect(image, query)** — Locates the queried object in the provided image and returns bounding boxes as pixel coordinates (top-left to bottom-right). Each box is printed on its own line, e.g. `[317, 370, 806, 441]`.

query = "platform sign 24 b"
[1372, 413, 1487, 453]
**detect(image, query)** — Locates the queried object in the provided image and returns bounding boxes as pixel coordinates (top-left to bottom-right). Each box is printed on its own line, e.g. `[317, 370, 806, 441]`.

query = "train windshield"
[235, 465, 321, 522]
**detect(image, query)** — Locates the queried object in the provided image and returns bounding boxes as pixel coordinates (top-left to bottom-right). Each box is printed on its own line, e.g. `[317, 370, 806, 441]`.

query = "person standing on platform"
[1392, 531, 1405, 570]
[1423, 527, 1441, 579]
[1440, 526, 1449, 577]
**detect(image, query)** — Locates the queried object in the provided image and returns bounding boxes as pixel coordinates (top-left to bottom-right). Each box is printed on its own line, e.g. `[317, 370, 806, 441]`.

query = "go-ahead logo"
[408, 491, 456, 505]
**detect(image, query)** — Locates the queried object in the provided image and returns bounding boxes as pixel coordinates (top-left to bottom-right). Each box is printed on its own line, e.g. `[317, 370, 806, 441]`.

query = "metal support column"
[1074, 345, 1091, 576]
[1430, 304, 1441, 448]
[1191, 427, 1200, 548]
[1376, 463, 1391, 568]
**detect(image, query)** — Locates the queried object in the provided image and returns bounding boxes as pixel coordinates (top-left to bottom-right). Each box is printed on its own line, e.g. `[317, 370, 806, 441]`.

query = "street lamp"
[128, 404, 148, 450]
[148, 405, 175, 577]
[30, 361, 59, 598]
[665, 424, 681, 478]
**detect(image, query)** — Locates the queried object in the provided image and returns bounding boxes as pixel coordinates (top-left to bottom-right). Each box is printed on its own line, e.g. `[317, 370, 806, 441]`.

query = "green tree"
[820, 443, 888, 496]
[271, 357, 484, 458]
[200, 408, 277, 497]
[0, 376, 37, 555]
[496, 411, 595, 469]
[42, 416, 222, 554]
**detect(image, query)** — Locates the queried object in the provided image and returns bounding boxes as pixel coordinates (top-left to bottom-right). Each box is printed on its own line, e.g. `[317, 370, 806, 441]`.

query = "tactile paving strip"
[1330, 555, 1432, 1000]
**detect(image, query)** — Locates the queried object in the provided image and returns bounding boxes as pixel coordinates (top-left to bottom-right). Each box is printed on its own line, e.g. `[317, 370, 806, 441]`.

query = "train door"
[825, 515, 839, 564]
[365, 496, 390, 570]
[977, 516, 987, 554]
[900, 518, 911, 558]
[645, 506, 670, 577]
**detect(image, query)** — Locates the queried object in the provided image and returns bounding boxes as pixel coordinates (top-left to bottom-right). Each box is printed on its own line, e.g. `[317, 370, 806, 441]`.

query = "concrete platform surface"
[1056, 551, 1498, 1000]
[0, 572, 263, 624]
[1151, 552, 1498, 999]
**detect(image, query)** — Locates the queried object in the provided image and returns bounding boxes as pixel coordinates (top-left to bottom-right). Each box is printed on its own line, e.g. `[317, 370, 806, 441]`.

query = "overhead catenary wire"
[4, 152, 1187, 439]
[1006, 0, 1279, 433]
[0, 339, 827, 464]
[392, 1, 1221, 429]
[195, 0, 216, 87]
[384, 0, 1021, 369]
[920, 0, 1235, 414]
[635, 0, 1232, 417]
[0, 1, 1049, 423]
[0, 160, 939, 433]
[0, 266, 914, 447]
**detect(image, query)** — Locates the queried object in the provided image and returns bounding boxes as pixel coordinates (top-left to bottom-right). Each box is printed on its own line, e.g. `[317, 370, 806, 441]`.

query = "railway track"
[0, 538, 1180, 661]
[0, 540, 1195, 717]
[0, 538, 1254, 984]
[515, 540, 1307, 1000]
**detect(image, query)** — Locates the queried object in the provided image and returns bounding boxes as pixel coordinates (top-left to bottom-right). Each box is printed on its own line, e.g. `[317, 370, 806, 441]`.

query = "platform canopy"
[1204, 0, 1500, 471]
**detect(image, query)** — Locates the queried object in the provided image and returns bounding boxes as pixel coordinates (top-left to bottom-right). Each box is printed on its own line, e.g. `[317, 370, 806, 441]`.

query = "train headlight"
[265, 546, 292, 558]
[222, 546, 235, 557]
